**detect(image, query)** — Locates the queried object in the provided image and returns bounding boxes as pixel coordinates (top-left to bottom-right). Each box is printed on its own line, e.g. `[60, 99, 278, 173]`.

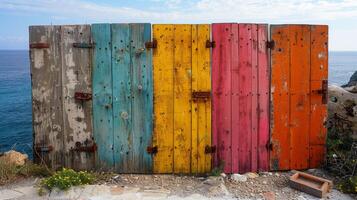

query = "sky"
[0, 0, 357, 51]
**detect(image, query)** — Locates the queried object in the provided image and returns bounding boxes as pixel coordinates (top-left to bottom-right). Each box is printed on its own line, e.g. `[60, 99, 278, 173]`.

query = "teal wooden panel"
[92, 24, 114, 169]
[130, 23, 153, 173]
[111, 24, 132, 173]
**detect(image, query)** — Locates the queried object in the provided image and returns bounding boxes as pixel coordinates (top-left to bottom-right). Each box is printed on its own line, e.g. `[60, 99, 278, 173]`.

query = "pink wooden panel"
[212, 23, 270, 173]
[238, 24, 253, 173]
[231, 24, 240, 173]
[257, 24, 269, 171]
[251, 24, 259, 172]
[212, 23, 232, 172]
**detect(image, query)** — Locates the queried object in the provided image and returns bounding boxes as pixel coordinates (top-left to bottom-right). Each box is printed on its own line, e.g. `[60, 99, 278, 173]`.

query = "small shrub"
[337, 176, 357, 194]
[210, 161, 225, 176]
[40, 168, 95, 191]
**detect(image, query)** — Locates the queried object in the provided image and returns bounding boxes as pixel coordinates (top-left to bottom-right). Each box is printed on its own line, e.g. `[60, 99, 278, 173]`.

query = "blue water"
[0, 50, 356, 159]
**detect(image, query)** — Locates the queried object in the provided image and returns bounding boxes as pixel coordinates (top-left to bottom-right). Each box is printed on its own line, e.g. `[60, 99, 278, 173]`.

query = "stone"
[297, 195, 307, 200]
[0, 189, 24, 200]
[262, 191, 276, 200]
[244, 172, 259, 179]
[230, 173, 247, 182]
[342, 71, 357, 87]
[0, 150, 28, 166]
[263, 181, 268, 184]
[220, 172, 227, 178]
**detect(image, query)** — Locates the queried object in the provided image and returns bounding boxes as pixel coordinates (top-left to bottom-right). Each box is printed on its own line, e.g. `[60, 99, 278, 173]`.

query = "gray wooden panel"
[29, 26, 64, 169]
[60, 25, 94, 170]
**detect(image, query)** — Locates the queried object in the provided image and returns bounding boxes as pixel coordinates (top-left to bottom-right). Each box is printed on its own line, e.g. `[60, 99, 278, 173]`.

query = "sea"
[0, 50, 356, 159]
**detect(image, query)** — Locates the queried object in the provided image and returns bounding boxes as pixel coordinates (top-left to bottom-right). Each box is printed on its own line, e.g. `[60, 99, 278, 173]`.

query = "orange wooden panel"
[270, 25, 290, 170]
[309, 25, 328, 168]
[289, 25, 310, 170]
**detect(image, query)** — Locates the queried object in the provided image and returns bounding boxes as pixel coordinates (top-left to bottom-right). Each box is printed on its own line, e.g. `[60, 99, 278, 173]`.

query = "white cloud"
[1, 0, 357, 23]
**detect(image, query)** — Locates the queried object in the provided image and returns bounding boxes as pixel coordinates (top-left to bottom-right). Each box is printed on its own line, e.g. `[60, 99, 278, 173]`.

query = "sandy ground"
[0, 170, 355, 200]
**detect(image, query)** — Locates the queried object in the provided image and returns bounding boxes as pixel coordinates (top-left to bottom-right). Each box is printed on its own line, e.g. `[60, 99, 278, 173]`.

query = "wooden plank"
[212, 23, 232, 173]
[231, 23, 240, 173]
[30, 26, 64, 169]
[238, 24, 252, 173]
[92, 23, 114, 169]
[173, 25, 192, 173]
[309, 25, 328, 168]
[270, 25, 290, 170]
[191, 25, 199, 174]
[196, 24, 211, 173]
[111, 24, 131, 172]
[130, 23, 153, 173]
[257, 24, 270, 171]
[289, 25, 310, 169]
[152, 24, 175, 173]
[60, 25, 94, 170]
[251, 24, 258, 172]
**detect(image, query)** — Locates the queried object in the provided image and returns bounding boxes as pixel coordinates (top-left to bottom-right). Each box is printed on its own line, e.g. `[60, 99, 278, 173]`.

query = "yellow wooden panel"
[174, 25, 192, 173]
[153, 24, 174, 173]
[191, 25, 199, 173]
[196, 24, 211, 173]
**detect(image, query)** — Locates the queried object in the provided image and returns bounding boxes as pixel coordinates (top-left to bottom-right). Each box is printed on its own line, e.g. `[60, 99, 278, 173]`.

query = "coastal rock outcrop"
[0, 150, 28, 166]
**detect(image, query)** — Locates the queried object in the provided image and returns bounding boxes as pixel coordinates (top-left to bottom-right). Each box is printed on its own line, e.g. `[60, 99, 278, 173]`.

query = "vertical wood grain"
[92, 23, 114, 169]
[153, 25, 175, 173]
[130, 23, 153, 173]
[61, 25, 94, 170]
[30, 26, 64, 169]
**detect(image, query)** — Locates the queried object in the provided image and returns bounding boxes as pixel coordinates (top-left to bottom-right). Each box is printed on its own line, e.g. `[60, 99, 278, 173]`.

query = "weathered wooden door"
[270, 25, 328, 170]
[212, 23, 270, 173]
[152, 24, 211, 173]
[30, 25, 94, 170]
[92, 23, 153, 173]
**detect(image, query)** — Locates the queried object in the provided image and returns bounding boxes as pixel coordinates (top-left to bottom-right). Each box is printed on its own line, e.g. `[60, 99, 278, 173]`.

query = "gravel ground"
[0, 170, 355, 200]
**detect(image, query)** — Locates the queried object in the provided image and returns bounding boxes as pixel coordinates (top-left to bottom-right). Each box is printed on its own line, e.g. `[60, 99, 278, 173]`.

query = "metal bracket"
[205, 145, 216, 154]
[312, 80, 328, 104]
[34, 145, 53, 153]
[192, 91, 210, 100]
[74, 92, 92, 101]
[267, 40, 275, 49]
[72, 142, 97, 152]
[30, 43, 49, 49]
[73, 42, 94, 48]
[146, 146, 158, 154]
[145, 39, 157, 49]
[206, 40, 216, 48]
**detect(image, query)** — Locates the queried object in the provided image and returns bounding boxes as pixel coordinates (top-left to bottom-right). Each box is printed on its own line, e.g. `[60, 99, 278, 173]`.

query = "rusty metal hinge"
[72, 142, 97, 152]
[206, 40, 216, 48]
[30, 43, 49, 49]
[205, 145, 216, 154]
[145, 39, 157, 49]
[266, 142, 273, 150]
[266, 40, 275, 49]
[74, 92, 92, 101]
[34, 145, 53, 153]
[312, 80, 328, 104]
[192, 91, 210, 100]
[147, 146, 158, 154]
[73, 42, 94, 48]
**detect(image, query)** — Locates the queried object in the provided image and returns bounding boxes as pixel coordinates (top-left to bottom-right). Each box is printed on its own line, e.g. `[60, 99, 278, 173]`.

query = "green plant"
[337, 176, 357, 194]
[210, 161, 225, 176]
[40, 168, 95, 191]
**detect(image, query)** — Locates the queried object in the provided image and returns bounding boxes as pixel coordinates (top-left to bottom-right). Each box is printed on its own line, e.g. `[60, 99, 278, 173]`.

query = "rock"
[328, 85, 357, 139]
[297, 195, 307, 200]
[262, 191, 276, 200]
[342, 71, 357, 87]
[230, 174, 247, 182]
[220, 172, 227, 178]
[203, 176, 224, 185]
[244, 172, 259, 179]
[263, 181, 268, 184]
[0, 150, 28, 166]
[207, 183, 230, 197]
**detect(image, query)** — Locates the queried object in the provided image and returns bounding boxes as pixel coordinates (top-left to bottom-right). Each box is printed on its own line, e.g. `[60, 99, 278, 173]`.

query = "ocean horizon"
[0, 50, 356, 158]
